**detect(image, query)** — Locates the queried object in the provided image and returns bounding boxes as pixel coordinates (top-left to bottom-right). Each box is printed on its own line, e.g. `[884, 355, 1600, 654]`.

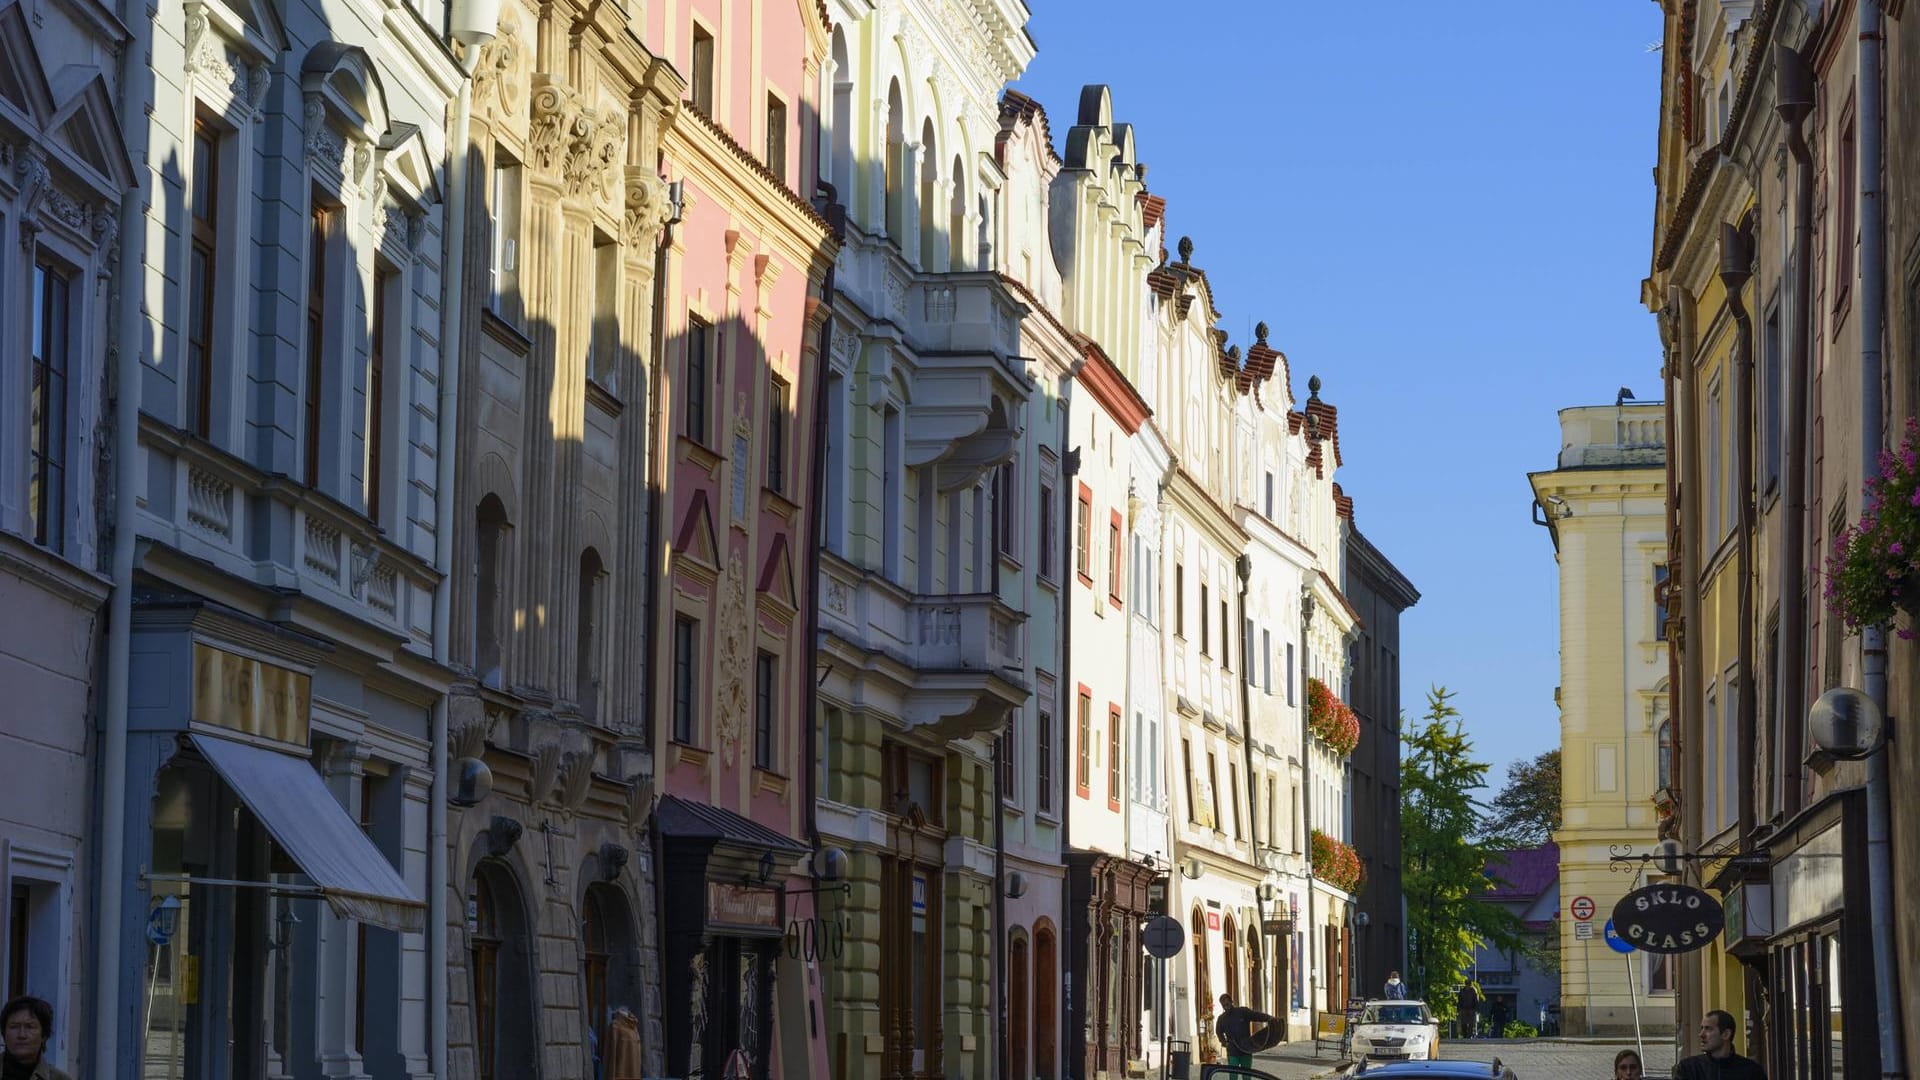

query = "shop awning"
[191, 734, 426, 933]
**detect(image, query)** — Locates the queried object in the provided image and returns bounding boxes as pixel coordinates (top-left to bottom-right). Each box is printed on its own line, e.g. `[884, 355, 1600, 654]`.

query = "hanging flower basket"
[1825, 417, 1920, 639]
[1311, 828, 1364, 892]
[1306, 678, 1361, 756]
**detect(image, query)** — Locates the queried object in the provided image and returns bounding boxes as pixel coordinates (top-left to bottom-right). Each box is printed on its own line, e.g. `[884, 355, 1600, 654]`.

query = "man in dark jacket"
[1455, 982, 1481, 1039]
[1214, 994, 1279, 1068]
[1673, 1010, 1767, 1080]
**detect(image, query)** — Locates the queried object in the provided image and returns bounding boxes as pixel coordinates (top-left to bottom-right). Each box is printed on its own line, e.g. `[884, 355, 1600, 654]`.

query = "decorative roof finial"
[1177, 236, 1193, 264]
[1227, 345, 1241, 362]
[1255, 321, 1269, 345]
[1308, 374, 1322, 400]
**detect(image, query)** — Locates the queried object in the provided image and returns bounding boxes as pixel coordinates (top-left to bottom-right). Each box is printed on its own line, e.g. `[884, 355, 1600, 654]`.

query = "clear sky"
[1011, 1, 1667, 782]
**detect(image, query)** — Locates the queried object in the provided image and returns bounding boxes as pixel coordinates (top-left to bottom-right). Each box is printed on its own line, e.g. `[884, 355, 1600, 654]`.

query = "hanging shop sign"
[192, 643, 310, 746]
[707, 883, 779, 931]
[1610, 884, 1724, 954]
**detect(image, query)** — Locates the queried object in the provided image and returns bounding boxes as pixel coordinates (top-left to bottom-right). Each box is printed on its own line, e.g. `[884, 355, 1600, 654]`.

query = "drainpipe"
[1857, 5, 1906, 1077]
[993, 728, 1008, 1080]
[1775, 42, 1814, 820]
[96, 0, 153, 1064]
[1235, 553, 1265, 999]
[1719, 219, 1757, 845]
[1299, 589, 1316, 1024]
[804, 183, 840, 1071]
[1059, 396, 1078, 1079]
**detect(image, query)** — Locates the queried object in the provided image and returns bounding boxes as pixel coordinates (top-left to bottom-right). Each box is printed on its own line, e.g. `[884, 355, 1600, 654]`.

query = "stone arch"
[827, 27, 853, 192]
[1077, 83, 1113, 128]
[578, 879, 642, 1059]
[918, 116, 939, 268]
[464, 847, 540, 1080]
[1033, 917, 1058, 1079]
[884, 76, 907, 239]
[475, 451, 519, 523]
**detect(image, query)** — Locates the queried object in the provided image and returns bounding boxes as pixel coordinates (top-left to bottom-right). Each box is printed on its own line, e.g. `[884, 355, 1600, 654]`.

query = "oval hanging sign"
[1610, 884, 1725, 954]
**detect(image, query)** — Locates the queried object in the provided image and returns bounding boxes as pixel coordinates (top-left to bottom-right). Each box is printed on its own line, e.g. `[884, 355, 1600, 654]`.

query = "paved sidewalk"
[1235, 1036, 1678, 1079]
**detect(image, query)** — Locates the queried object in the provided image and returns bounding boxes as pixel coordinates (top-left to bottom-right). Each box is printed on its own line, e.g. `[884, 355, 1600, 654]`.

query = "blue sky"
[1012, 1, 1667, 784]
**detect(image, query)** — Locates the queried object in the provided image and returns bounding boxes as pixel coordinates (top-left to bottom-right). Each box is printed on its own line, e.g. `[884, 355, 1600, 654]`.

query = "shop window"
[581, 883, 639, 1075]
[1192, 907, 1211, 1030]
[28, 259, 71, 552]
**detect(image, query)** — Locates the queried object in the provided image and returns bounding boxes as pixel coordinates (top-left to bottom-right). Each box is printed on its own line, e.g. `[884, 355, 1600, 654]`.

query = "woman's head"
[1614, 1048, 1644, 1080]
[2, 996, 52, 1062]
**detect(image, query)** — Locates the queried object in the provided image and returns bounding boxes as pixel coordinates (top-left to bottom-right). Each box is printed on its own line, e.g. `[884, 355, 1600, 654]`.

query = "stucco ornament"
[471, 16, 521, 114]
[713, 552, 751, 767]
[559, 106, 601, 196]
[14, 150, 51, 250]
[528, 79, 580, 174]
[623, 168, 673, 248]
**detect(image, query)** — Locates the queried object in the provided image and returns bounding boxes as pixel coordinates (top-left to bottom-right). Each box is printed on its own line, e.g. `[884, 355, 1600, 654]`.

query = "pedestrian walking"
[1383, 971, 1409, 999]
[1615, 1049, 1645, 1080]
[1673, 1010, 1766, 1080]
[2, 996, 70, 1080]
[1455, 981, 1481, 1039]
[1214, 993, 1279, 1069]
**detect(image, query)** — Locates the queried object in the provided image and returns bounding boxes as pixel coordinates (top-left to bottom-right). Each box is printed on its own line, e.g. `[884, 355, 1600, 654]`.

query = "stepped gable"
[996, 88, 1061, 165]
[1291, 375, 1344, 478]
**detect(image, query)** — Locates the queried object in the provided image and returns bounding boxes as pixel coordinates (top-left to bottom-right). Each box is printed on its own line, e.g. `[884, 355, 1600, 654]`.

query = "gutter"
[1299, 589, 1316, 1023]
[1236, 553, 1267, 998]
[1718, 217, 1757, 845]
[95, 0, 152, 1063]
[1775, 41, 1813, 819]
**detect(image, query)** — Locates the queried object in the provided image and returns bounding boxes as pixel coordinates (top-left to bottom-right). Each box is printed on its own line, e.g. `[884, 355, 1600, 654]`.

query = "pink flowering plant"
[1826, 417, 1920, 639]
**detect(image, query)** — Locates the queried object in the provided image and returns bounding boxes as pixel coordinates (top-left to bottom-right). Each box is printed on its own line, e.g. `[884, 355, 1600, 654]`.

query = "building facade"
[0, 0, 134, 1069]
[1529, 401, 1671, 1036]
[108, 0, 460, 1076]
[810, 0, 1036, 1076]
[1343, 522, 1418, 1000]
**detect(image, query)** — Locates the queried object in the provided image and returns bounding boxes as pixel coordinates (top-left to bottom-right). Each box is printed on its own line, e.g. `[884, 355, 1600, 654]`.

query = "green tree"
[1484, 749, 1562, 847]
[1401, 687, 1526, 1021]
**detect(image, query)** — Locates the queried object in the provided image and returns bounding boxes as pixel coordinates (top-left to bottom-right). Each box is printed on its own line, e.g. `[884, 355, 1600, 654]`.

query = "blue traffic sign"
[1603, 919, 1635, 954]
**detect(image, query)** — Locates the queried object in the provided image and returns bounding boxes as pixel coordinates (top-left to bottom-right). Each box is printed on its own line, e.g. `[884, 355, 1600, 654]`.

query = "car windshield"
[1363, 1004, 1430, 1025]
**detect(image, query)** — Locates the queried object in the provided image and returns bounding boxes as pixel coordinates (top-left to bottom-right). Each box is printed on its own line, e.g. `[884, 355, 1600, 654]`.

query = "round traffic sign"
[1603, 919, 1635, 954]
[1142, 914, 1186, 959]
[1570, 895, 1596, 921]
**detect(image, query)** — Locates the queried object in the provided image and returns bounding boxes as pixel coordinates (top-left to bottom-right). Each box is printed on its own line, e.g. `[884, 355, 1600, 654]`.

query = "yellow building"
[1530, 402, 1672, 1036]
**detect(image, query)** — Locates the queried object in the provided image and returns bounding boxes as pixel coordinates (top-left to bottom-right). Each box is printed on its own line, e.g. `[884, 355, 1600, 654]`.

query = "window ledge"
[585, 376, 624, 417]
[670, 741, 710, 772]
[481, 308, 532, 354]
[761, 486, 800, 523]
[679, 436, 723, 474]
[754, 768, 789, 797]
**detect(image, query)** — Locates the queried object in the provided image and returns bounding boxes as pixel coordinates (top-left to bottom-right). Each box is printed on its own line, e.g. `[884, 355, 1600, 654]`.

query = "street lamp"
[1807, 685, 1887, 762]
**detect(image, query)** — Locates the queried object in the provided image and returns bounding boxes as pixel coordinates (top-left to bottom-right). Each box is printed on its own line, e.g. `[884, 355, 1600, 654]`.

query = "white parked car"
[1350, 1000, 1440, 1062]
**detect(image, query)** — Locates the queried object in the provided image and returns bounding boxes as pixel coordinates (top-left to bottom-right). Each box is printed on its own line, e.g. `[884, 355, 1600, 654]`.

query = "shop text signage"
[193, 644, 310, 746]
[707, 882, 779, 930]
[1610, 884, 1724, 954]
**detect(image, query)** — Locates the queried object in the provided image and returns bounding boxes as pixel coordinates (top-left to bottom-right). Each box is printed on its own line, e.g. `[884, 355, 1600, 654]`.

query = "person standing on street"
[1455, 981, 1481, 1039]
[1383, 971, 1409, 999]
[1615, 1049, 1646, 1080]
[2, 996, 70, 1080]
[1673, 1010, 1766, 1080]
[1214, 993, 1279, 1069]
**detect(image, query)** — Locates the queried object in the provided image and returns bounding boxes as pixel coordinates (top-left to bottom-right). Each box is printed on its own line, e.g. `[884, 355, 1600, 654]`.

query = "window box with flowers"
[1306, 678, 1361, 756]
[1827, 418, 1920, 638]
[1311, 829, 1364, 893]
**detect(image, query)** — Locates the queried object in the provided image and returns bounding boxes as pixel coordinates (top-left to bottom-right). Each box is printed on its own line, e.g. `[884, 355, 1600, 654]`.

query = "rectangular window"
[1763, 301, 1782, 492]
[1107, 705, 1122, 809]
[306, 195, 329, 489]
[29, 260, 70, 551]
[1229, 765, 1242, 839]
[1837, 114, 1856, 307]
[754, 651, 776, 770]
[1038, 479, 1057, 579]
[1107, 515, 1123, 603]
[1266, 776, 1277, 848]
[1220, 597, 1231, 670]
[1000, 732, 1016, 805]
[1262, 629, 1273, 692]
[1037, 709, 1054, 813]
[1655, 564, 1671, 641]
[590, 234, 619, 389]
[1175, 564, 1186, 637]
[1705, 379, 1723, 545]
[1183, 738, 1197, 824]
[1722, 676, 1739, 829]
[691, 25, 716, 116]
[994, 462, 1015, 558]
[1075, 486, 1093, 582]
[367, 268, 393, 525]
[672, 616, 698, 744]
[766, 374, 789, 493]
[489, 151, 521, 322]
[1264, 470, 1275, 519]
[188, 116, 221, 439]
[1207, 751, 1223, 834]
[1075, 689, 1093, 797]
[1704, 684, 1719, 832]
[684, 316, 711, 443]
[1244, 618, 1256, 685]
[765, 93, 787, 183]
[1287, 642, 1296, 704]
[1200, 583, 1210, 654]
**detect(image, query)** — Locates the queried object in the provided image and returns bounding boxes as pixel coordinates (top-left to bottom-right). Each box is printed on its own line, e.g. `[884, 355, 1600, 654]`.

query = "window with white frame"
[489, 150, 522, 324]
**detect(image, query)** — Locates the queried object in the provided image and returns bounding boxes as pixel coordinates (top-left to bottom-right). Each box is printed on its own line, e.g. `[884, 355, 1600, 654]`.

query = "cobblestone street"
[1246, 1037, 1679, 1079]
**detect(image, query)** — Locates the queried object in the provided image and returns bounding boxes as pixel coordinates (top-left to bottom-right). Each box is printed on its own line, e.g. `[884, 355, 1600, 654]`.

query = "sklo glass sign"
[1609, 883, 1725, 954]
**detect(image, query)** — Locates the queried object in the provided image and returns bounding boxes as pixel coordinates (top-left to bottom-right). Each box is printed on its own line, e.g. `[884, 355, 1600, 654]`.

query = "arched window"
[1008, 929, 1030, 1080]
[470, 862, 535, 1080]
[1034, 923, 1057, 1078]
[884, 81, 904, 239]
[828, 30, 852, 192]
[948, 155, 966, 271]
[918, 119, 938, 269]
[582, 883, 639, 1071]
[1192, 906, 1211, 1039]
[474, 495, 511, 687]
[1222, 913, 1240, 1005]
[577, 548, 604, 722]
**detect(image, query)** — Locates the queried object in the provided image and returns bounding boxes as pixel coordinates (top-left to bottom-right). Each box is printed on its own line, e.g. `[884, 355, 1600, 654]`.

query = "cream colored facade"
[1530, 402, 1673, 1035]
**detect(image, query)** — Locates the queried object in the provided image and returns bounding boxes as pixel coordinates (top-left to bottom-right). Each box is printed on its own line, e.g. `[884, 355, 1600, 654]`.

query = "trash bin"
[1168, 1038, 1192, 1079]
